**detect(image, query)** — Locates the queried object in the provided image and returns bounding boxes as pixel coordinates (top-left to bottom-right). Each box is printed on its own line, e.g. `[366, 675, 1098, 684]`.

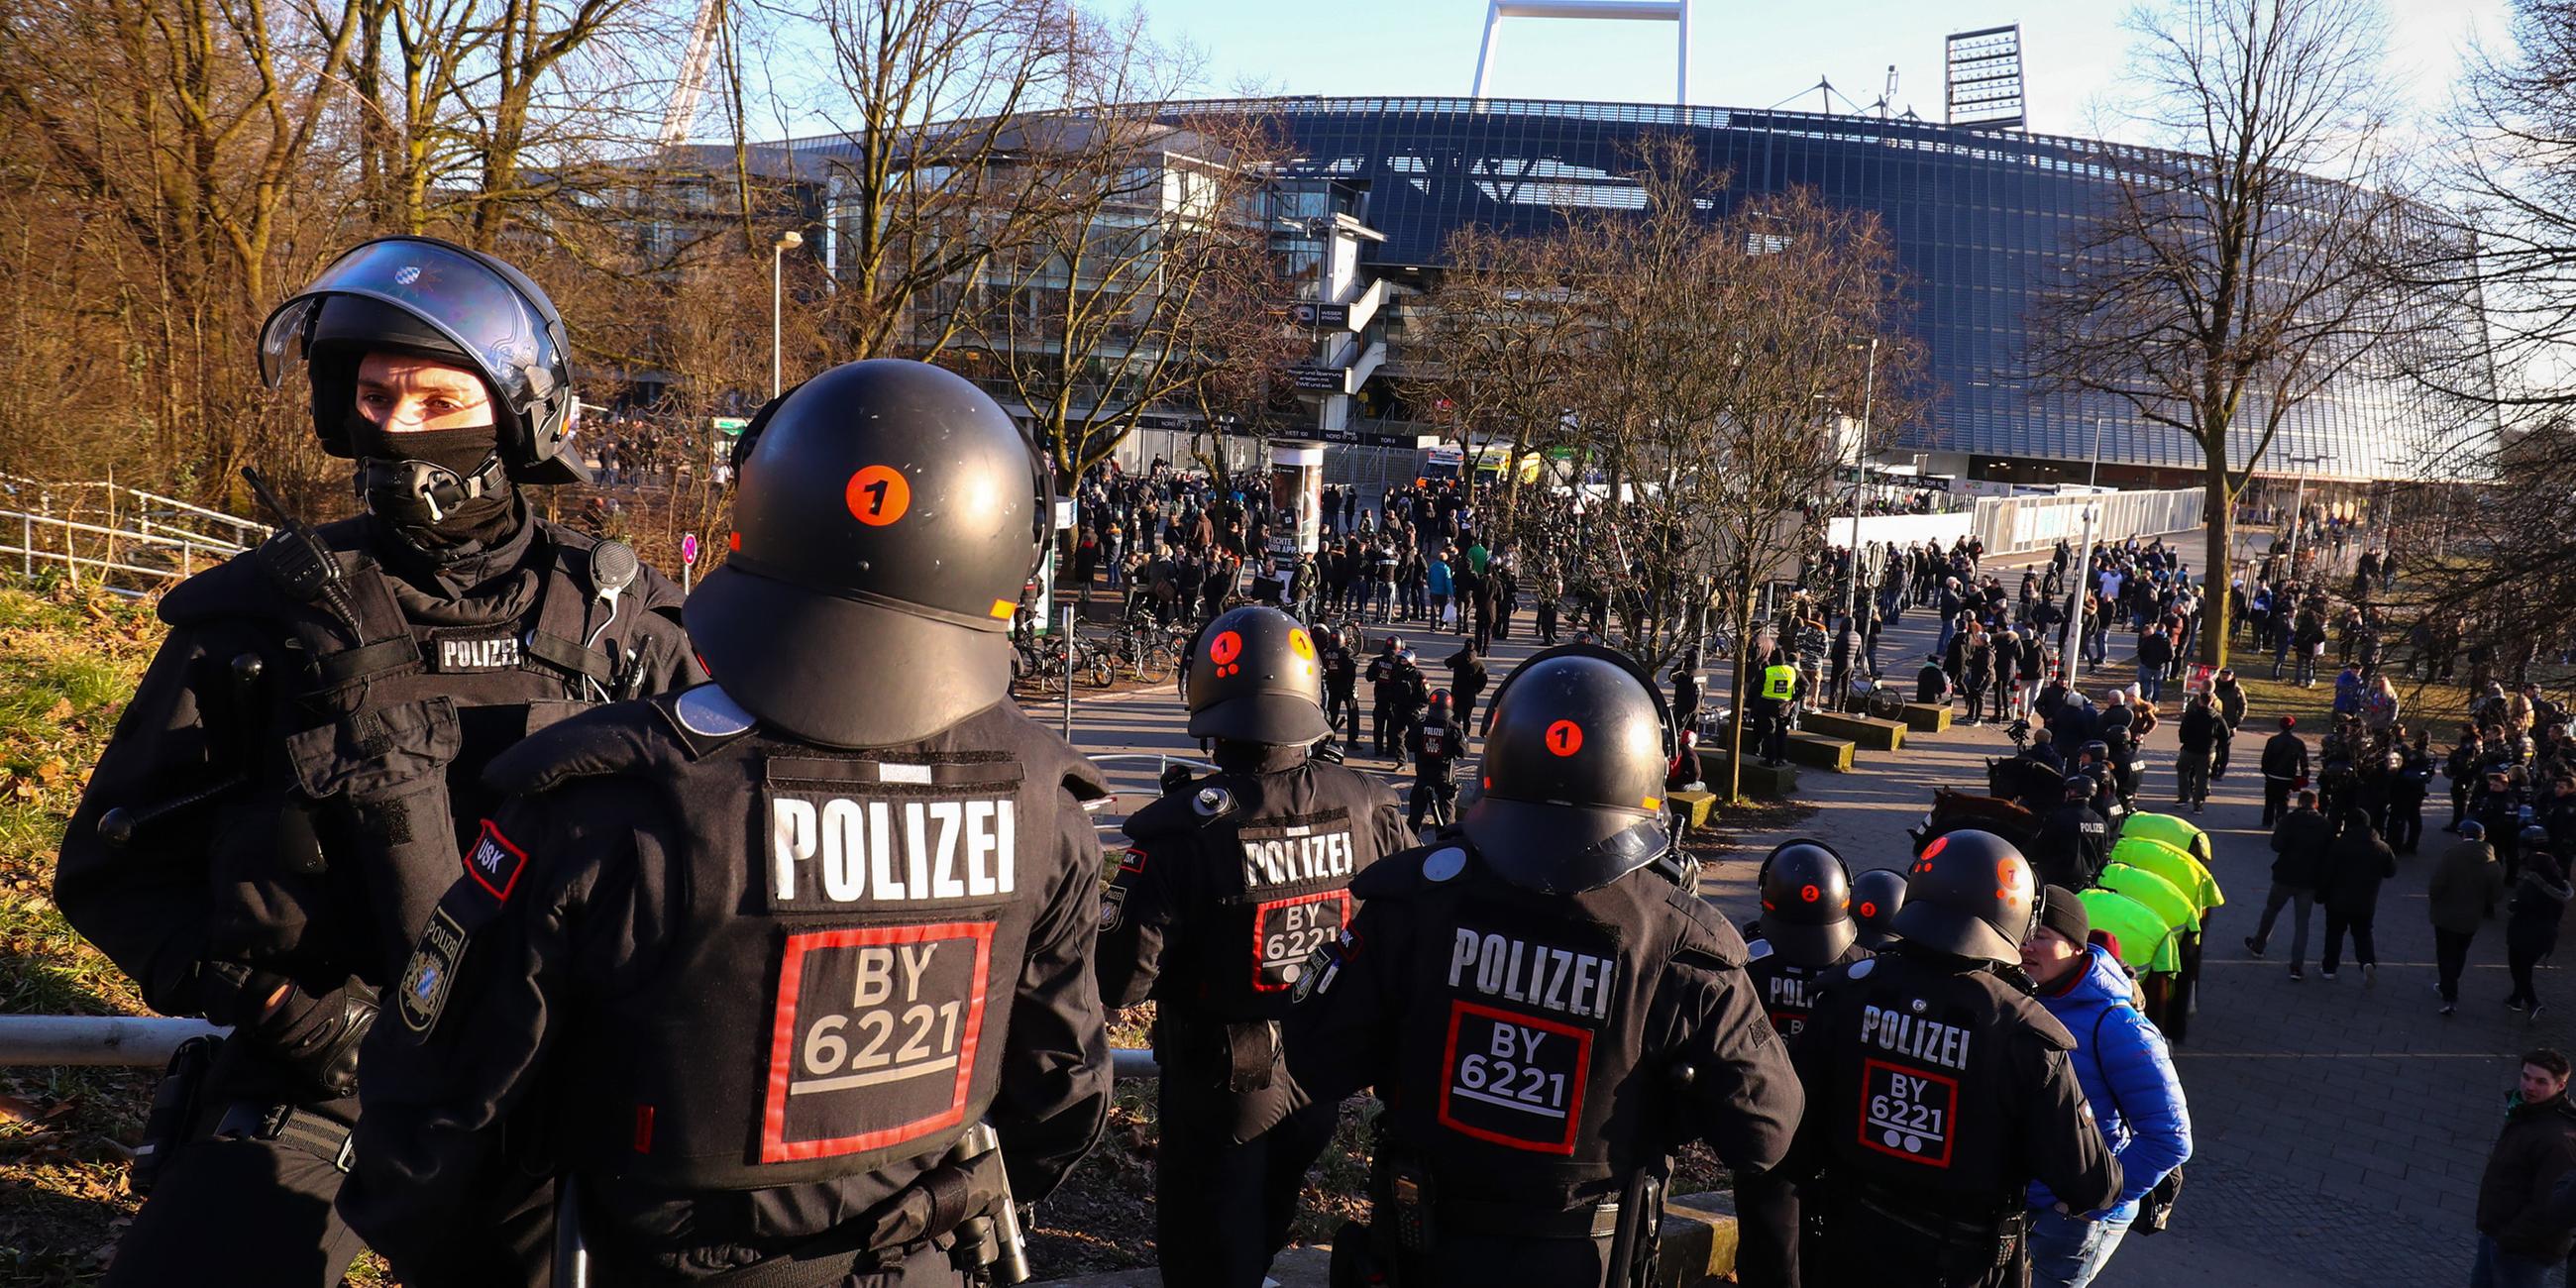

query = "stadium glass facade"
[1165, 97, 2466, 485]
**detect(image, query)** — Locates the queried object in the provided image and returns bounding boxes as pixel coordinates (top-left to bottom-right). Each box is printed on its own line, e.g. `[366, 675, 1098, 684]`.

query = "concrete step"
[1898, 701, 1954, 733]
[1666, 789, 1721, 829]
[1698, 750, 1800, 799]
[1801, 710, 1906, 752]
[1780, 731, 1856, 772]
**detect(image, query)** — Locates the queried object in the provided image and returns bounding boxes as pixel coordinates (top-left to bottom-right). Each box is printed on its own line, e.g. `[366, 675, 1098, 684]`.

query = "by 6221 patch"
[759, 921, 994, 1164]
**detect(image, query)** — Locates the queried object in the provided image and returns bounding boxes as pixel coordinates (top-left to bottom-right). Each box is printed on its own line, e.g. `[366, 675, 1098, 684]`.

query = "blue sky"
[1115, 0, 2509, 145]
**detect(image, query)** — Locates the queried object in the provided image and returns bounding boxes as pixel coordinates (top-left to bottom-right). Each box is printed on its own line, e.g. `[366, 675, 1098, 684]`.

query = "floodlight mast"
[1472, 0, 1696, 106]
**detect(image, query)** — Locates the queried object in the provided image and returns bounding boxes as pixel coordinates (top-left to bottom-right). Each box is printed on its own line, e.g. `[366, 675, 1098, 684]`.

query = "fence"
[1969, 487, 2206, 557]
[0, 474, 262, 591]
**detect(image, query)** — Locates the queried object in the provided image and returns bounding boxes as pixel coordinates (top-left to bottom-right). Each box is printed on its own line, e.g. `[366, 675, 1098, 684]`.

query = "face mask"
[348, 414, 513, 530]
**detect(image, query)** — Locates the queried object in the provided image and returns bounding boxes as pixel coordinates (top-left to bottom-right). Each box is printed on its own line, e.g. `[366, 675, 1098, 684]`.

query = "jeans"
[2249, 882, 2315, 967]
[2321, 907, 2377, 972]
[2176, 749, 2210, 805]
[2437, 927, 2476, 1004]
[2027, 1207, 2135, 1288]
[2137, 664, 2163, 703]
[2296, 653, 2319, 686]
[2472, 1234, 2551, 1288]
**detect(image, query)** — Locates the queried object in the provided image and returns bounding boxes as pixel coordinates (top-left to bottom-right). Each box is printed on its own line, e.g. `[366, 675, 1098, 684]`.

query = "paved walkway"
[1045, 538, 2543, 1287]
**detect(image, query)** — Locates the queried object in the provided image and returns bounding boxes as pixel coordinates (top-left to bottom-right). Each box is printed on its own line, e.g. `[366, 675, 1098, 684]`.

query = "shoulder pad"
[1745, 938, 1774, 963]
[2000, 987, 2079, 1050]
[156, 551, 269, 626]
[1350, 844, 1457, 900]
[484, 698, 681, 798]
[661, 684, 760, 756]
[1669, 891, 1748, 970]
[1124, 786, 1217, 840]
[158, 518, 371, 627]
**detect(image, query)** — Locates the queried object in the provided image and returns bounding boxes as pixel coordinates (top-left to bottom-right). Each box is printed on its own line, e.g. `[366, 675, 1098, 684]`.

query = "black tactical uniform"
[1790, 829, 2120, 1288]
[1736, 841, 1872, 1288]
[1407, 695, 1469, 831]
[55, 237, 698, 1288]
[1322, 636, 1361, 745]
[1368, 643, 1430, 761]
[1269, 646, 1804, 1287]
[1096, 607, 1408, 1287]
[340, 360, 1113, 1287]
[2031, 779, 2110, 891]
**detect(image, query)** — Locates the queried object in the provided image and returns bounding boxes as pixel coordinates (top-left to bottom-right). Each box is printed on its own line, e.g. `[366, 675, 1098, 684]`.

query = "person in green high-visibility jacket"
[2123, 811, 2216, 872]
[2095, 862, 2196, 1032]
[2110, 829, 2223, 1043]
[2078, 885, 2179, 1001]
[1753, 647, 1799, 766]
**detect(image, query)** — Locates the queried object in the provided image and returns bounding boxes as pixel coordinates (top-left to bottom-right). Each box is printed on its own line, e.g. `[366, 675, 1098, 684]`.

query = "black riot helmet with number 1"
[1464, 644, 1675, 894]
[1891, 828, 2039, 965]
[1185, 605, 1331, 744]
[687, 359, 1050, 749]
[1757, 838, 1857, 965]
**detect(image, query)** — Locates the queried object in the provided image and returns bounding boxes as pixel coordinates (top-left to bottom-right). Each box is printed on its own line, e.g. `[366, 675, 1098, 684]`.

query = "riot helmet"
[686, 359, 1049, 749]
[1184, 605, 1329, 744]
[1756, 838, 1857, 965]
[1463, 644, 1675, 894]
[260, 236, 583, 485]
[1851, 868, 1908, 950]
[2460, 819, 2487, 841]
[1890, 828, 2039, 965]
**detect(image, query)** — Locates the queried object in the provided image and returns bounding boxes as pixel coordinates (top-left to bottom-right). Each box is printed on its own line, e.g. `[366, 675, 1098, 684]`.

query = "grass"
[0, 577, 395, 1287]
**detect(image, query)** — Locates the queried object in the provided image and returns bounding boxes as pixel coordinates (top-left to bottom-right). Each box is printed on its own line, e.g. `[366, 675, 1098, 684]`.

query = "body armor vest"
[1812, 948, 2069, 1219]
[1366, 844, 1732, 1212]
[1124, 762, 1388, 1023]
[1743, 940, 1864, 1040]
[161, 517, 675, 985]
[490, 690, 1100, 1191]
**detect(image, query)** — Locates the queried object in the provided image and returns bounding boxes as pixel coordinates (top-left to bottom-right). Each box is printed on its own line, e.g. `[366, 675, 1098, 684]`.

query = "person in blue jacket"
[2019, 886, 2196, 1288]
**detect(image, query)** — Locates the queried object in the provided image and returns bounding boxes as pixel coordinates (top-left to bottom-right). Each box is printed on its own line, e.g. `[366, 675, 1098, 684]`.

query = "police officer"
[1264, 645, 1804, 1286]
[54, 236, 698, 1288]
[1321, 627, 1362, 748]
[1408, 691, 1470, 833]
[1758, 648, 1800, 767]
[338, 360, 1114, 1285]
[2032, 774, 2111, 891]
[1737, 840, 1872, 1288]
[1369, 638, 1430, 762]
[1094, 603, 1406, 1288]
[1851, 869, 1907, 951]
[1789, 829, 2120, 1288]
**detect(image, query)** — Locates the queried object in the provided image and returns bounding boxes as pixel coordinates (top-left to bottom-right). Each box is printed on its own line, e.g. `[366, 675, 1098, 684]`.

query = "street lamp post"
[772, 229, 804, 399]
[2066, 416, 2109, 677]
[1840, 337, 1879, 636]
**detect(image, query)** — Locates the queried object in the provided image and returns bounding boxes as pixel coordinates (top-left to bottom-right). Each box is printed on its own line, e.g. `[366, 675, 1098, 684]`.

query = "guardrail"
[0, 1015, 1162, 1078]
[0, 505, 242, 587]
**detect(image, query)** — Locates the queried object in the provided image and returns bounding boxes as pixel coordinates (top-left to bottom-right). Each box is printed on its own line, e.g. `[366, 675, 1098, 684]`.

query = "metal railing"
[0, 505, 242, 587]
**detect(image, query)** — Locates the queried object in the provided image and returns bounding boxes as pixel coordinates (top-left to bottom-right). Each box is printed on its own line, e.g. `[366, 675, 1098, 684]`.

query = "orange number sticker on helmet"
[844, 466, 912, 526]
[1210, 629, 1243, 677]
[1287, 628, 1316, 659]
[1859, 901, 1879, 918]
[1545, 719, 1583, 757]
[1995, 858, 2026, 905]
[1801, 884, 1821, 904]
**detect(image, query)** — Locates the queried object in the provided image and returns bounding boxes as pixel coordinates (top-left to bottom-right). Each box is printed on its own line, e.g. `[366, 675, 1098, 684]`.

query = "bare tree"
[2033, 0, 2409, 666]
[1404, 225, 1590, 532]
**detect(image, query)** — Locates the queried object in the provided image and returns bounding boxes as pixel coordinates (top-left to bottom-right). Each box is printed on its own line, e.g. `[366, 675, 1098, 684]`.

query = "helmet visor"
[260, 238, 563, 416]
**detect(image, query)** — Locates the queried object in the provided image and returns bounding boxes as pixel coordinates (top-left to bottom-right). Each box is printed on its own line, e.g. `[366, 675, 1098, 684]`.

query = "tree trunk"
[1724, 567, 1757, 804]
[2202, 459, 2233, 667]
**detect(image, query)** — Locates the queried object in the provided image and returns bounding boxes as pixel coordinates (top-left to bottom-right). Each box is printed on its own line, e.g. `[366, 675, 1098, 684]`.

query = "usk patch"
[464, 819, 528, 903]
[398, 908, 469, 1033]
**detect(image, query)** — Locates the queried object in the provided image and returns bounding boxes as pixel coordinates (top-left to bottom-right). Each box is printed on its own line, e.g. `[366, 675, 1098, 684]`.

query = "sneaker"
[2243, 936, 2265, 958]
[2534, 1005, 2548, 1024]
[2365, 964, 2376, 986]
[2320, 969, 2337, 981]
[2509, 998, 2529, 1012]
[2290, 967, 2305, 981]
[2441, 1003, 2457, 1017]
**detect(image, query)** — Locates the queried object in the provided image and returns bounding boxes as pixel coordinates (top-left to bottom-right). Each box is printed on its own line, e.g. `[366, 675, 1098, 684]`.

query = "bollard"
[1061, 605, 1076, 740]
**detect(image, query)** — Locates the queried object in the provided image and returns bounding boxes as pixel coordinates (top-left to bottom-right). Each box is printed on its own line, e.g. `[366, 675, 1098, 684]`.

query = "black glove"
[247, 983, 377, 1101]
